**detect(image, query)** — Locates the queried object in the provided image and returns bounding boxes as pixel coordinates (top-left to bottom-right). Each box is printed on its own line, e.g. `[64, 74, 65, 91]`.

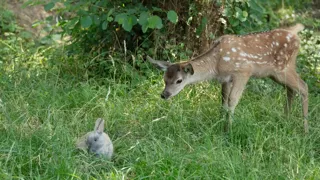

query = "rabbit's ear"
[94, 118, 105, 133]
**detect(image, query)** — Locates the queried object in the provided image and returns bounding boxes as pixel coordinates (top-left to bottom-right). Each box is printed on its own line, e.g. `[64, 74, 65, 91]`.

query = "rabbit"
[76, 118, 113, 159]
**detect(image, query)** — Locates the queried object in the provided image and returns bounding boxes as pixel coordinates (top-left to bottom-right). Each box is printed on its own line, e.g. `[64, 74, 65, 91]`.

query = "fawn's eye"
[176, 79, 183, 84]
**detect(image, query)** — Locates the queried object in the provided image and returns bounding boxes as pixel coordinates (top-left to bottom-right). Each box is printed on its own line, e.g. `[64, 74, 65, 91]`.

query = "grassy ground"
[0, 56, 320, 179]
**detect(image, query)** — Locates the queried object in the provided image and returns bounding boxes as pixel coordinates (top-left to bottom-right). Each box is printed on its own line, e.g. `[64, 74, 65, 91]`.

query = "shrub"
[298, 29, 320, 93]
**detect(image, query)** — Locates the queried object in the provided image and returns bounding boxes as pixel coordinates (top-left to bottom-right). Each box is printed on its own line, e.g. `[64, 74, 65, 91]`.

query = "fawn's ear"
[182, 63, 194, 75]
[94, 118, 105, 133]
[147, 56, 172, 71]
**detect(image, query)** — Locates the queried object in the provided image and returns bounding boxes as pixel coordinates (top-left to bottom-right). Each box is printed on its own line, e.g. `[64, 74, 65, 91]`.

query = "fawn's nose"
[161, 91, 171, 99]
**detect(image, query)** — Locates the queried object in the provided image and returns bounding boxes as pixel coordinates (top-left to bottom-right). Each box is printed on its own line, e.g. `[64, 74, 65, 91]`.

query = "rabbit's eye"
[94, 138, 98, 141]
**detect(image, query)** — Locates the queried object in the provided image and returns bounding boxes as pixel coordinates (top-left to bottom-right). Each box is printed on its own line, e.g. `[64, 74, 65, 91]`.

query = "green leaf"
[64, 18, 79, 29]
[19, 31, 33, 39]
[238, 11, 248, 22]
[148, 15, 163, 29]
[142, 24, 148, 33]
[138, 12, 149, 26]
[107, 8, 114, 17]
[250, 14, 262, 25]
[234, 7, 243, 19]
[115, 13, 127, 24]
[77, 10, 88, 16]
[129, 15, 138, 25]
[22, 0, 35, 8]
[32, 21, 42, 28]
[44, 2, 55, 11]
[167, 10, 178, 24]
[235, 7, 242, 14]
[80, 16, 92, 28]
[93, 15, 100, 25]
[127, 9, 137, 15]
[248, 0, 265, 13]
[102, 21, 108, 30]
[122, 15, 137, 32]
[239, 16, 247, 22]
[242, 11, 248, 18]
[223, 7, 233, 17]
[107, 17, 113, 22]
[196, 17, 208, 35]
[230, 18, 239, 27]
[152, 7, 162, 12]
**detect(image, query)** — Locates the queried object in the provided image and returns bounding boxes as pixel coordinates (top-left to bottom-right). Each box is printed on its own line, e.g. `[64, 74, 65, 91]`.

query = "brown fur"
[148, 24, 309, 133]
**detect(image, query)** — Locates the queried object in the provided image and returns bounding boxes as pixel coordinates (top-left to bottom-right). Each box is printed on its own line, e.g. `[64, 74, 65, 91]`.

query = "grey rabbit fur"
[76, 118, 113, 159]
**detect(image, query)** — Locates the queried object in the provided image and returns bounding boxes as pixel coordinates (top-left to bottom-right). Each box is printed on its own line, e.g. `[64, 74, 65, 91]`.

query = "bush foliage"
[1, 0, 319, 90]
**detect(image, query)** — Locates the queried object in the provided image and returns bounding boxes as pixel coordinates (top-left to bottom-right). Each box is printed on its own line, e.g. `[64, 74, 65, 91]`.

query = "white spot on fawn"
[284, 43, 287, 47]
[286, 36, 290, 42]
[231, 48, 237, 52]
[256, 61, 267, 64]
[286, 34, 292, 42]
[223, 56, 231, 61]
[240, 52, 247, 57]
[252, 54, 258, 58]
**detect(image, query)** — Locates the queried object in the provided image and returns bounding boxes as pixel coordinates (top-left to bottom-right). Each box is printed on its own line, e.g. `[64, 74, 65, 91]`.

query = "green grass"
[1, 64, 320, 179]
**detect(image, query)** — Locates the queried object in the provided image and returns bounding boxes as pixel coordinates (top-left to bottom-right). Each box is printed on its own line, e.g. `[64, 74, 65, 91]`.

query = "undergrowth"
[0, 46, 319, 179]
[0, 1, 319, 178]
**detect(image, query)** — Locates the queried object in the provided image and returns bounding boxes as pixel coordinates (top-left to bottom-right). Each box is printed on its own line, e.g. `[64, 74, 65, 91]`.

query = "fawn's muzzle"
[161, 91, 171, 99]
